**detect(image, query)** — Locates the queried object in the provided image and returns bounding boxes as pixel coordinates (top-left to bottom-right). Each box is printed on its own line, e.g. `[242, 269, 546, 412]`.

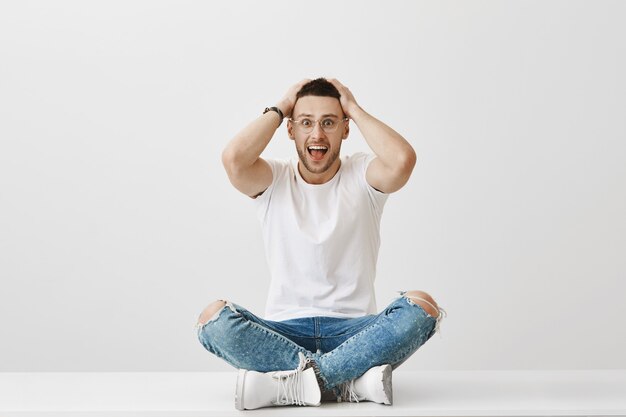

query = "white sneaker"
[235, 352, 321, 410]
[339, 364, 393, 405]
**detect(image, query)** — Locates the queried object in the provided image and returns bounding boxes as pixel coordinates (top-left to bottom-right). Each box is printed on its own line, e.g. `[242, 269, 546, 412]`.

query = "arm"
[221, 79, 310, 198]
[328, 79, 417, 194]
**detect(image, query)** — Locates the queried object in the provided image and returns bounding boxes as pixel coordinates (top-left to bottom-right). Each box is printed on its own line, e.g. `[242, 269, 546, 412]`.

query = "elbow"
[221, 146, 244, 179]
[222, 146, 255, 179]
[399, 147, 417, 175]
[392, 147, 416, 189]
[221, 146, 234, 170]
[221, 147, 234, 176]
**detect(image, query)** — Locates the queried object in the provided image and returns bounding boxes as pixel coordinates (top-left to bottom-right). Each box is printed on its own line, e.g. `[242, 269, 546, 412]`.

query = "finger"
[328, 78, 345, 90]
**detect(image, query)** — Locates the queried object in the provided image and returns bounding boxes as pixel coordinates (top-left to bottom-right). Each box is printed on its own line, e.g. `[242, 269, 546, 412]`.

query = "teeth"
[308, 146, 328, 150]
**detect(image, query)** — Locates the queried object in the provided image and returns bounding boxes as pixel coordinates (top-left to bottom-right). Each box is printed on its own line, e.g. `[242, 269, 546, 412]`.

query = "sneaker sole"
[381, 364, 393, 405]
[235, 369, 246, 410]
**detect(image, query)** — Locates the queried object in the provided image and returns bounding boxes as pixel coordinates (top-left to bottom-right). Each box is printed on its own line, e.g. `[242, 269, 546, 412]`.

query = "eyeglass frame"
[288, 116, 349, 133]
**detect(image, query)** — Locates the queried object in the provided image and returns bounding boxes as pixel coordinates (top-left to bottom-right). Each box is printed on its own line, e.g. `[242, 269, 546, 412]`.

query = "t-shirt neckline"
[291, 157, 343, 188]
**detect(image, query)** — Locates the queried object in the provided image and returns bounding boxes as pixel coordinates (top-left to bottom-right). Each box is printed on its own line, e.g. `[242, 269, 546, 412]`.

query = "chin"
[297, 149, 340, 174]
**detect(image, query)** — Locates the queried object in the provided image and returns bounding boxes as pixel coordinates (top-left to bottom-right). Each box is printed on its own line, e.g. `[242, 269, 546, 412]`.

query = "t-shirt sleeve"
[352, 152, 389, 215]
[253, 158, 288, 220]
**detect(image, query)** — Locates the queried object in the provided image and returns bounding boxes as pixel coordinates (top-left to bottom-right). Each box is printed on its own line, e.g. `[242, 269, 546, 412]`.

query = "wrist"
[263, 106, 284, 127]
[346, 104, 365, 121]
[275, 100, 292, 119]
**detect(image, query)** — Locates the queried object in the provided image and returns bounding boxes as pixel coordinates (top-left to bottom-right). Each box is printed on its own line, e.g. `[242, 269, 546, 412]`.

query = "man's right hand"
[276, 79, 311, 118]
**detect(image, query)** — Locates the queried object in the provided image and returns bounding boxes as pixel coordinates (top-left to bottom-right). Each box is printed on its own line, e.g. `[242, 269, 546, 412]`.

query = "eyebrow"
[293, 113, 341, 119]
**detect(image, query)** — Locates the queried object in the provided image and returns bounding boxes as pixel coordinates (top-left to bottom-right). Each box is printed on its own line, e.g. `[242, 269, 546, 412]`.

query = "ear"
[287, 119, 295, 140]
[342, 120, 350, 140]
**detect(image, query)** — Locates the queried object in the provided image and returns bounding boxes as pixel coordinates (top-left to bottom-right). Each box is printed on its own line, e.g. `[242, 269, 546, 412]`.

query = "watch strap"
[263, 106, 284, 126]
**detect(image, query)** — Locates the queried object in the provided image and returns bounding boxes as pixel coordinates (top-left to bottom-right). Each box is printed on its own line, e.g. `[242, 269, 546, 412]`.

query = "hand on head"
[327, 78, 360, 120]
[277, 79, 312, 118]
[277, 78, 361, 120]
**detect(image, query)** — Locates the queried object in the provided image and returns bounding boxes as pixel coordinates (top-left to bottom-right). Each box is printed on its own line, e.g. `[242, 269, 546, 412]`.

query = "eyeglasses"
[288, 117, 348, 133]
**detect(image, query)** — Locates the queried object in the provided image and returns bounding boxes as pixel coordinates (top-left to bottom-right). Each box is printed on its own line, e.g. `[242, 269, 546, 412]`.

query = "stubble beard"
[296, 147, 340, 175]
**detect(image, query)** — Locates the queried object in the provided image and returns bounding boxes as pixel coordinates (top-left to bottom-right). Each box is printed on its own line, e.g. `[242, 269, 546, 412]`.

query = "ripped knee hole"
[196, 300, 231, 327]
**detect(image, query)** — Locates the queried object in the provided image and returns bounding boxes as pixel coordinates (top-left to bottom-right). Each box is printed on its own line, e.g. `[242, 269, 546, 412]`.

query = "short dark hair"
[296, 78, 340, 100]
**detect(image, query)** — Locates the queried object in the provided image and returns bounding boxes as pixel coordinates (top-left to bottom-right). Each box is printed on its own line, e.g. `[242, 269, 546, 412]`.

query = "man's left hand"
[328, 78, 361, 119]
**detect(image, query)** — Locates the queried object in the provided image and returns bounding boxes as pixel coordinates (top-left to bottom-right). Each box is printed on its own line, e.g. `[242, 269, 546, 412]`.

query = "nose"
[310, 121, 327, 138]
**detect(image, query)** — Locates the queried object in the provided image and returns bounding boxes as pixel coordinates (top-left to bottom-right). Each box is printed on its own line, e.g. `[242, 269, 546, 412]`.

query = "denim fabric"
[196, 293, 445, 391]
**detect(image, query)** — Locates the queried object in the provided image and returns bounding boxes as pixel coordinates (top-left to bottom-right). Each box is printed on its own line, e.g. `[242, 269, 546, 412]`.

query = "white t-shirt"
[254, 152, 389, 321]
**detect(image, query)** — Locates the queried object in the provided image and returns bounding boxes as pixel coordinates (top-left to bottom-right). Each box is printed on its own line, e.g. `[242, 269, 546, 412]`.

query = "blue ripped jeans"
[196, 292, 446, 393]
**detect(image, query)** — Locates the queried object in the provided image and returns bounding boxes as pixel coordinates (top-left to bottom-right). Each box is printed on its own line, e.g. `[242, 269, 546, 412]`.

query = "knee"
[197, 299, 227, 327]
[403, 290, 440, 318]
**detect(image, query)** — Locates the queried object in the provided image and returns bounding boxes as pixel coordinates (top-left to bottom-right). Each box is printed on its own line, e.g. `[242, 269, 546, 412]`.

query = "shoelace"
[272, 352, 308, 406]
[338, 379, 360, 403]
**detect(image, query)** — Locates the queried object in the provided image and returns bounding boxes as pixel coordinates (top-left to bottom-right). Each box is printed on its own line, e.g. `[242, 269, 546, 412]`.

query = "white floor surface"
[1, 370, 625, 417]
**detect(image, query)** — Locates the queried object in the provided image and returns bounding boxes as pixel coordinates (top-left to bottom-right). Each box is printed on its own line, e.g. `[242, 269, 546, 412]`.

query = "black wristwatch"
[263, 106, 284, 126]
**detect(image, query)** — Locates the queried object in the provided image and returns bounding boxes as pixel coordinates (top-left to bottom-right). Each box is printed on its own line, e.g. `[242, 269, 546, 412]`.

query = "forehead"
[293, 95, 343, 118]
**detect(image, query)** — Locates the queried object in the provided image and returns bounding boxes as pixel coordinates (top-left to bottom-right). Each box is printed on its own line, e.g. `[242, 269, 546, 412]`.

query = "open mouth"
[307, 145, 328, 161]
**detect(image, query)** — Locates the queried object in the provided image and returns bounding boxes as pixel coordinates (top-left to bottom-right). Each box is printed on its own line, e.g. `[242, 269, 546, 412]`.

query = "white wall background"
[1, 0, 624, 372]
